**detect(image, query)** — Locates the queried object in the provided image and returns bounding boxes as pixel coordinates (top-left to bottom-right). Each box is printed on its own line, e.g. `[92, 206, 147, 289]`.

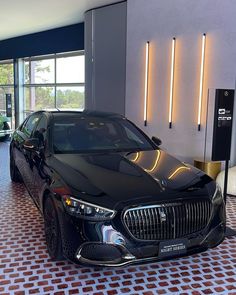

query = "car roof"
[33, 109, 125, 119]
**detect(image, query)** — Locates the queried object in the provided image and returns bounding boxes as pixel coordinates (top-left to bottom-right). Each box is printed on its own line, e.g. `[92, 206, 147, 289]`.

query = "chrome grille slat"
[158, 207, 163, 239]
[194, 202, 197, 229]
[174, 205, 179, 238]
[167, 206, 171, 239]
[149, 208, 154, 239]
[176, 204, 181, 237]
[154, 207, 159, 239]
[142, 209, 147, 239]
[196, 202, 199, 229]
[124, 200, 212, 241]
[190, 202, 193, 233]
[138, 209, 143, 239]
[203, 201, 206, 226]
[147, 208, 152, 239]
[166, 206, 170, 239]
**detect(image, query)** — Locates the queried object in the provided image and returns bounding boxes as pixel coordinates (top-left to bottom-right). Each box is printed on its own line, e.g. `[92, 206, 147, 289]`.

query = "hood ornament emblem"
[159, 210, 167, 222]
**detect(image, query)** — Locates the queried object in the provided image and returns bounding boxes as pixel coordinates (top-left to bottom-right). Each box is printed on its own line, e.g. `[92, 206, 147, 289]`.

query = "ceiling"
[0, 0, 120, 41]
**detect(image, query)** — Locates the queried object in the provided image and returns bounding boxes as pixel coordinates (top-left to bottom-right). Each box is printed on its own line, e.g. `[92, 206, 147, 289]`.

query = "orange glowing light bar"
[144, 41, 150, 126]
[169, 37, 176, 129]
[197, 33, 206, 131]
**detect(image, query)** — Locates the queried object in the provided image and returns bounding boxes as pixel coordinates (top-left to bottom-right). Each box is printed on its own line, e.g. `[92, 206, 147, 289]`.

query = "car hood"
[50, 149, 213, 208]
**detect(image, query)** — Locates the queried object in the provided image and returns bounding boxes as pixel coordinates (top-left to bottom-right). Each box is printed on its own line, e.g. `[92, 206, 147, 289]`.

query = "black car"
[10, 110, 226, 266]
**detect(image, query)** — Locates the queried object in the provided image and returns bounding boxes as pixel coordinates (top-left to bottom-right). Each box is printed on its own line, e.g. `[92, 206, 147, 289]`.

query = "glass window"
[124, 126, 145, 144]
[24, 61, 30, 84]
[35, 114, 47, 132]
[22, 114, 41, 137]
[0, 60, 15, 129]
[56, 86, 84, 110]
[52, 115, 153, 154]
[24, 87, 55, 112]
[0, 87, 14, 115]
[56, 55, 84, 83]
[33, 114, 48, 144]
[23, 51, 85, 119]
[31, 59, 55, 84]
[0, 62, 14, 85]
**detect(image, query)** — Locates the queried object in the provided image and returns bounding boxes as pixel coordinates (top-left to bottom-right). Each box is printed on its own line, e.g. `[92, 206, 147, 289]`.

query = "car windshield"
[52, 115, 154, 154]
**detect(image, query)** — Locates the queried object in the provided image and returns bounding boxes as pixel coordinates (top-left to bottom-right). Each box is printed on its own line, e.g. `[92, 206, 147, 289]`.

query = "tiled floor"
[0, 141, 236, 295]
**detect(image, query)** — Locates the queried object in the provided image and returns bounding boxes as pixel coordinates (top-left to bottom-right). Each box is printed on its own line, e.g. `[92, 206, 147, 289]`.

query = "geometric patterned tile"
[0, 142, 236, 295]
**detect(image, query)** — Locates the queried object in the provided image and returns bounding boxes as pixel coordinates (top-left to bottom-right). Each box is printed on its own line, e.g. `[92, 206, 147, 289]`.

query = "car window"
[21, 114, 41, 138]
[35, 115, 47, 131]
[20, 118, 29, 133]
[33, 114, 48, 146]
[123, 126, 146, 145]
[52, 115, 154, 154]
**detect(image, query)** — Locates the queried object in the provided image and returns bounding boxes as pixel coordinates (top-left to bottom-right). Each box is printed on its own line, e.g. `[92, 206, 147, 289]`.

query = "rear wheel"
[10, 150, 22, 182]
[43, 196, 64, 260]
[0, 122, 10, 142]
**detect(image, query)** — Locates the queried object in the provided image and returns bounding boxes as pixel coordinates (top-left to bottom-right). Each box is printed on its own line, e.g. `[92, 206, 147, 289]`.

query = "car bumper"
[57, 200, 226, 267]
[0, 129, 12, 137]
[75, 222, 225, 267]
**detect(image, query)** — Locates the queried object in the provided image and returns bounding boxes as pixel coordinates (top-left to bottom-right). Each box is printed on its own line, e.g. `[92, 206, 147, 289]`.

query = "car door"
[15, 113, 42, 193]
[25, 114, 50, 206]
[12, 118, 29, 173]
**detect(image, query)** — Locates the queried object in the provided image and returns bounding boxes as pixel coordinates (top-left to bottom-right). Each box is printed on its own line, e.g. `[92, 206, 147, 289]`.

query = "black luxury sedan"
[10, 110, 226, 266]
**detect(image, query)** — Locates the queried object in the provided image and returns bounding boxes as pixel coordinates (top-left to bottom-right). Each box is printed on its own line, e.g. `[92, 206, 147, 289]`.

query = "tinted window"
[33, 114, 48, 146]
[52, 115, 154, 154]
[21, 114, 41, 138]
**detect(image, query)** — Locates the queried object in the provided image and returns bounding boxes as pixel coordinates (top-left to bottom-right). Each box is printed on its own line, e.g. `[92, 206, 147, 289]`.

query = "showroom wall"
[125, 0, 236, 164]
[85, 2, 127, 115]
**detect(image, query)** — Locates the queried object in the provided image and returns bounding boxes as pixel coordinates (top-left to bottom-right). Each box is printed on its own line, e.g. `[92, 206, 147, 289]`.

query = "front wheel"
[10, 151, 22, 182]
[43, 196, 64, 260]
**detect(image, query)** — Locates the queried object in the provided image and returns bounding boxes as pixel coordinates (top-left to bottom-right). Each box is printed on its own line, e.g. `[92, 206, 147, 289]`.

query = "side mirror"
[152, 136, 162, 146]
[23, 138, 39, 151]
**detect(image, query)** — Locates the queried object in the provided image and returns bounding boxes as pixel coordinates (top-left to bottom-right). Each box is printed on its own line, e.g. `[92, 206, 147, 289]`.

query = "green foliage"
[0, 59, 85, 114]
[24, 61, 30, 84]
[56, 89, 84, 109]
[0, 64, 14, 85]
[24, 87, 54, 111]
[25, 87, 84, 111]
[35, 87, 54, 110]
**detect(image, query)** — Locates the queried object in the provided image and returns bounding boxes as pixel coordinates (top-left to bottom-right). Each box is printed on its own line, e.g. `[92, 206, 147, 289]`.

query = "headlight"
[62, 195, 116, 220]
[212, 184, 224, 205]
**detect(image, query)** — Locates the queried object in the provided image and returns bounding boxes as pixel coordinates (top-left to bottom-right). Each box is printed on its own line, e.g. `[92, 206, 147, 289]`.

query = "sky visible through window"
[24, 53, 85, 115]
[34, 55, 85, 84]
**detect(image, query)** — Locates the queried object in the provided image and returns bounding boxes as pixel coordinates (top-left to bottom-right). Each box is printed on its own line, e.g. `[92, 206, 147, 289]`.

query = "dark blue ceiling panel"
[0, 23, 84, 60]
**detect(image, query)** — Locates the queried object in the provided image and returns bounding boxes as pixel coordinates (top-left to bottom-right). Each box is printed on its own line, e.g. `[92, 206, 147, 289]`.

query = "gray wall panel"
[85, 2, 127, 115]
[85, 10, 93, 108]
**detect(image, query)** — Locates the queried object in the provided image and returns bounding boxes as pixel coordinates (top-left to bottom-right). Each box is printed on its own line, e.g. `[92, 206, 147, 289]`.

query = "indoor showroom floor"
[0, 142, 236, 295]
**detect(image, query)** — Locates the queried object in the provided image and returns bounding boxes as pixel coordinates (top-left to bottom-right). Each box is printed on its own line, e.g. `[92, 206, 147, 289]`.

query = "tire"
[43, 196, 64, 260]
[0, 122, 10, 142]
[10, 151, 22, 182]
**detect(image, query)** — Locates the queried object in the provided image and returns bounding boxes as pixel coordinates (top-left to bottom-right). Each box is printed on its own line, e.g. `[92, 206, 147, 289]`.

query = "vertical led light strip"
[169, 37, 176, 129]
[144, 41, 150, 126]
[197, 33, 206, 131]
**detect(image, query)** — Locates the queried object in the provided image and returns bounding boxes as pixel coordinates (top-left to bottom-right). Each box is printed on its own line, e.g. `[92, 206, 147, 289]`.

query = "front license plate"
[159, 239, 188, 258]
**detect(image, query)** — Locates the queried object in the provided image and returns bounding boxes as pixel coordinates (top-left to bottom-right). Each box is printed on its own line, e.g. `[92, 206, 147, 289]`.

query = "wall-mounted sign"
[6, 94, 12, 117]
[212, 89, 234, 161]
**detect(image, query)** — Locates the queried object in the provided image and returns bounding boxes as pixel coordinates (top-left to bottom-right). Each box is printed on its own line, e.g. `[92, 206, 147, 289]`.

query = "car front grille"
[124, 199, 212, 240]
